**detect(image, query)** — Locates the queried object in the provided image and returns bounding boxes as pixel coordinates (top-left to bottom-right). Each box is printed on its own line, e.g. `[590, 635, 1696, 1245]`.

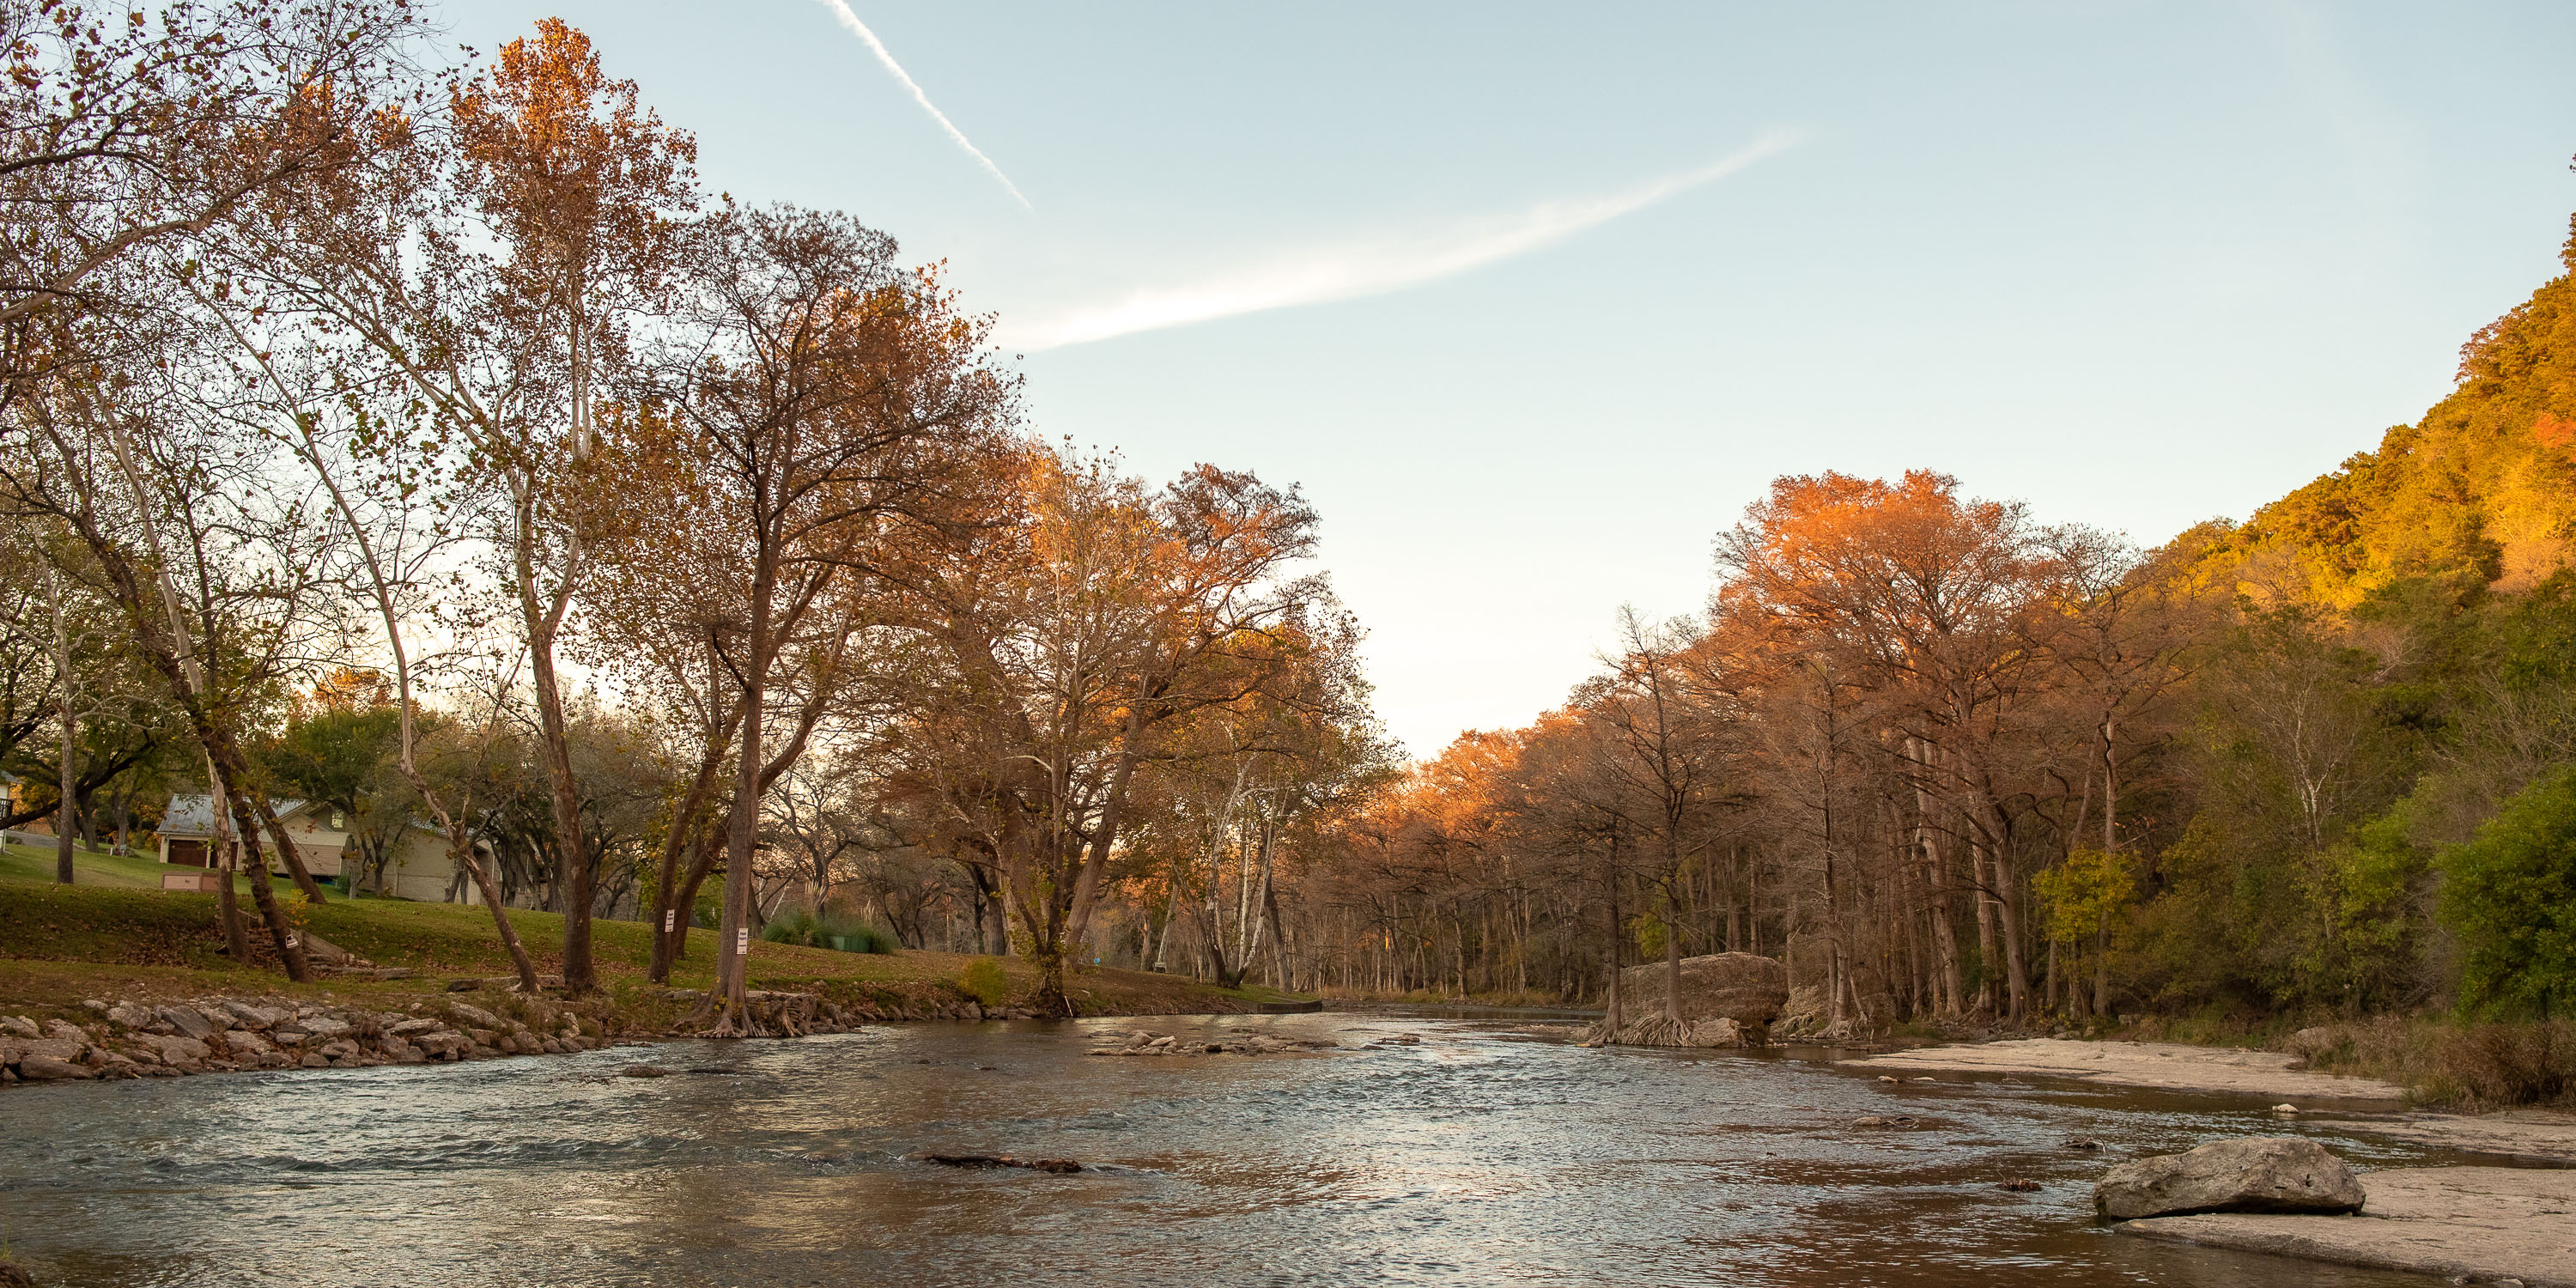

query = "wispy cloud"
[813, 0, 1030, 208]
[999, 130, 1807, 351]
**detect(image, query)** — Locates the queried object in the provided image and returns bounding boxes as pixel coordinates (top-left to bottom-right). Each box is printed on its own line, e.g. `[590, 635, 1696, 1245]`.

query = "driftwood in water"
[914, 1152, 1083, 1174]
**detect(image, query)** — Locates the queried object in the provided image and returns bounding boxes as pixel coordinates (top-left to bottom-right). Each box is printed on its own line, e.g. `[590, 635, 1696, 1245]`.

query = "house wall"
[380, 831, 477, 905]
[156, 805, 349, 878]
[279, 811, 349, 878]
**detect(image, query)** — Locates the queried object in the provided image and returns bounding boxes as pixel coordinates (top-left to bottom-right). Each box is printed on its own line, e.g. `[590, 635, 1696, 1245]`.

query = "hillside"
[2199, 220, 2576, 605]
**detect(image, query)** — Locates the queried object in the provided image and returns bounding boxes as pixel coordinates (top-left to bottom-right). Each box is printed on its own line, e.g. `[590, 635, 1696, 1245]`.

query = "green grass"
[0, 862, 1274, 1021]
[0, 841, 173, 889]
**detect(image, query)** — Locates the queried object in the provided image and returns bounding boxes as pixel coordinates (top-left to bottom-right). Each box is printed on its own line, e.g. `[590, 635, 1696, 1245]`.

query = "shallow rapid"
[0, 1012, 2492, 1285]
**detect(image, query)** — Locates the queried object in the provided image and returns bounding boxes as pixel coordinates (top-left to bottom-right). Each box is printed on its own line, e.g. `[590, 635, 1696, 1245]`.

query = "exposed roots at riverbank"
[1579, 1013, 1761, 1048]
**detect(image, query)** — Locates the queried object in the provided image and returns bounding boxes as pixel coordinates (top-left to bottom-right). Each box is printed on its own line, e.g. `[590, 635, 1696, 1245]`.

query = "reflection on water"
[0, 1012, 2470, 1286]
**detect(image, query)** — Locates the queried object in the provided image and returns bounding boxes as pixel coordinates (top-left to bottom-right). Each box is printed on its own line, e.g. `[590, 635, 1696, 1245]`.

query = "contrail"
[999, 130, 1807, 350]
[813, 0, 1030, 208]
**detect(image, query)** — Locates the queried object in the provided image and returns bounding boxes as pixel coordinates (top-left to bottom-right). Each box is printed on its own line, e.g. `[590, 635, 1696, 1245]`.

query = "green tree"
[2441, 763, 2576, 1018]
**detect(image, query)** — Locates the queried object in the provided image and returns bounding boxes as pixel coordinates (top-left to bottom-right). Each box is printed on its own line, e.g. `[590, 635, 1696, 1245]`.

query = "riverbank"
[1842, 1037, 2409, 1103]
[2117, 1165, 2576, 1287]
[0, 873, 1290, 1091]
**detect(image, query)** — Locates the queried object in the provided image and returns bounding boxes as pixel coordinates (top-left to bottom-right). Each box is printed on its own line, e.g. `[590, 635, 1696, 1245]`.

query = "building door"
[166, 839, 208, 867]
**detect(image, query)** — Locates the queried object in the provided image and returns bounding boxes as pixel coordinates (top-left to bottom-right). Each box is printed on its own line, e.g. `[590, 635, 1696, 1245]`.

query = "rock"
[1607, 952, 1791, 1038]
[18, 1054, 94, 1080]
[155, 1005, 215, 1041]
[301, 1017, 353, 1041]
[0, 1016, 37, 1039]
[2064, 1137, 2105, 1151]
[1, 1256, 34, 1288]
[1851, 1115, 1917, 1129]
[622, 1065, 673, 1078]
[1878, 1075, 1900, 1083]
[386, 1018, 443, 1038]
[3, 1037, 84, 1065]
[409, 1031, 466, 1060]
[146, 1034, 213, 1063]
[106, 1003, 154, 1030]
[446, 978, 483, 993]
[380, 1039, 427, 1065]
[2095, 1137, 2366, 1220]
[2270, 1103, 2300, 1115]
[299, 1053, 329, 1069]
[1999, 1178, 2043, 1192]
[270, 1030, 307, 1048]
[445, 1003, 505, 1030]
[41, 1020, 88, 1044]
[224, 1003, 289, 1030]
[318, 1040, 361, 1061]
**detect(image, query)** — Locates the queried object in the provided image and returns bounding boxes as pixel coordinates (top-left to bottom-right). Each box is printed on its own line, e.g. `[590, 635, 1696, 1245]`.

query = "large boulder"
[1586, 954, 1789, 1048]
[1616, 953, 1789, 1028]
[2096, 1137, 2366, 1219]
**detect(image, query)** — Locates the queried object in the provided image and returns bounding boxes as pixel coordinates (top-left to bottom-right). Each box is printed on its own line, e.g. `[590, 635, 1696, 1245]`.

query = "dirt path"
[2119, 1165, 2576, 1287]
[1840, 1038, 2406, 1103]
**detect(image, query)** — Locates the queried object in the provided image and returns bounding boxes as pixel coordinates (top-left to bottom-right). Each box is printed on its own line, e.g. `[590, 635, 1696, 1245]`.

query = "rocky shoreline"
[0, 987, 938, 1088]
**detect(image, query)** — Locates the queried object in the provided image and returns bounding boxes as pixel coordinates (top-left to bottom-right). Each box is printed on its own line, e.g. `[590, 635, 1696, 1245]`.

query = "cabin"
[157, 793, 479, 903]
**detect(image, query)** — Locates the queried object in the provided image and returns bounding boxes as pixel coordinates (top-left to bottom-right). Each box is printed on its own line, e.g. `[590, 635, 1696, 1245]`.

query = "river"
[0, 1011, 2490, 1286]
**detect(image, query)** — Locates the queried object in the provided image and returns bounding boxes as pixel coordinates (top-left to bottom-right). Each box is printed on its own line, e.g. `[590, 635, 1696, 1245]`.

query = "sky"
[442, 0, 2576, 757]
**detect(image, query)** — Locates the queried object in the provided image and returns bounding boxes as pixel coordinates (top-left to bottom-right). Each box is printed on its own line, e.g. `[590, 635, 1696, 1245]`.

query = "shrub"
[758, 908, 898, 954]
[957, 956, 1008, 1006]
[2439, 763, 2576, 1018]
[2421, 1020, 2576, 1109]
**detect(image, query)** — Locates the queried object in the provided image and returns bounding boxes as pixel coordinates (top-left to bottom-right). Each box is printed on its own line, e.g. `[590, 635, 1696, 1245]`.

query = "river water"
[0, 1011, 2506, 1287]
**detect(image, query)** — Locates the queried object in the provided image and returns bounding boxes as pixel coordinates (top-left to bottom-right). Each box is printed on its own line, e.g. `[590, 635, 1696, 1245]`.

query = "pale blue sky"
[441, 1, 2576, 756]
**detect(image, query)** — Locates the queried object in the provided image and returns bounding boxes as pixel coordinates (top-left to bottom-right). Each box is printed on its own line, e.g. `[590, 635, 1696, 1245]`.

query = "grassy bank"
[2118, 1009, 2576, 1111]
[0, 852, 1281, 1030]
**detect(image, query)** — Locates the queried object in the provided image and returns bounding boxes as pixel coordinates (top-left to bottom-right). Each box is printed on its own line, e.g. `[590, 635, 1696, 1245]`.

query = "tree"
[2440, 763, 2576, 1019]
[234, 18, 696, 993]
[881, 449, 1327, 1013]
[635, 204, 1005, 1030]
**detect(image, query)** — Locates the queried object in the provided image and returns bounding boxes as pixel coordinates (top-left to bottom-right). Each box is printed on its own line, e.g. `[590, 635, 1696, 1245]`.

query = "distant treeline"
[1261, 199, 2576, 1030]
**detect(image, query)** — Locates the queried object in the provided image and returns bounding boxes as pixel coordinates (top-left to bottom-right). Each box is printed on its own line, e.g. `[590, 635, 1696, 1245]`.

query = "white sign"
[664, 909, 677, 933]
[736, 927, 749, 956]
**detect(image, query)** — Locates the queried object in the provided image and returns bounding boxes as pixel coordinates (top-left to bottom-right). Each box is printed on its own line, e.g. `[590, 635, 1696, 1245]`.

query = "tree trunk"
[711, 538, 779, 1033]
[46, 564, 75, 884]
[210, 769, 248, 961]
[220, 785, 312, 982]
[647, 703, 738, 985]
